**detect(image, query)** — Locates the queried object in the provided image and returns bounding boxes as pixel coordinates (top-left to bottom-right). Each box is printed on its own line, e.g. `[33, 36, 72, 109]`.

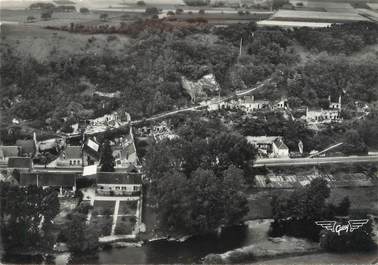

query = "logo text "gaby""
[315, 219, 369, 236]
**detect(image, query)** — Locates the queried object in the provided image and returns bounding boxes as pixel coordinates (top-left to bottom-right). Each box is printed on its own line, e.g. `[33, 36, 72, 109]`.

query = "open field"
[0, 23, 131, 62]
[271, 9, 371, 22]
[0, 0, 185, 10]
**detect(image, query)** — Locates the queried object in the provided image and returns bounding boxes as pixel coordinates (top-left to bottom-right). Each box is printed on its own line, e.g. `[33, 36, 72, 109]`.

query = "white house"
[305, 108, 341, 124]
[96, 172, 142, 196]
[305, 95, 342, 124]
[246, 136, 289, 158]
[273, 98, 289, 110]
[329, 95, 341, 110]
[213, 95, 270, 113]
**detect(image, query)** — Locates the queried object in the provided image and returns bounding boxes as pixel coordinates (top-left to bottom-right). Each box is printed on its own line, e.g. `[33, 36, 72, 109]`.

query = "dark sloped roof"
[16, 140, 36, 155]
[64, 146, 82, 159]
[8, 157, 33, 169]
[20, 172, 77, 187]
[97, 172, 142, 185]
[0, 146, 20, 157]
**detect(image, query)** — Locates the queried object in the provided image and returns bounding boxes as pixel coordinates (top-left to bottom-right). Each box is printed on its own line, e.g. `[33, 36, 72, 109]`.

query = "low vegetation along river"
[2, 220, 378, 264]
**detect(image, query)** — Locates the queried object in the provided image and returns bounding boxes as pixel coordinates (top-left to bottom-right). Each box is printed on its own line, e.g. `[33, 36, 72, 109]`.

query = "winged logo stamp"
[315, 219, 369, 235]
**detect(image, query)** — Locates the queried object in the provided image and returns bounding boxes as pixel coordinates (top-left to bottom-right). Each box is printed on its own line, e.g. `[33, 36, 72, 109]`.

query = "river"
[2, 220, 377, 264]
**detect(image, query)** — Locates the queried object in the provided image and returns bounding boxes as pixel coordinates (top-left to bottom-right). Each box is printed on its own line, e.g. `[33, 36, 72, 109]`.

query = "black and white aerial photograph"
[0, 0, 378, 264]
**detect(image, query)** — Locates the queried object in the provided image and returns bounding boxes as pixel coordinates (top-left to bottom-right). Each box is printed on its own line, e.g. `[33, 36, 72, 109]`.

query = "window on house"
[78, 160, 81, 165]
[69, 160, 72, 166]
[122, 186, 127, 190]
[73, 160, 76, 165]
[133, 186, 139, 191]
[115, 186, 120, 190]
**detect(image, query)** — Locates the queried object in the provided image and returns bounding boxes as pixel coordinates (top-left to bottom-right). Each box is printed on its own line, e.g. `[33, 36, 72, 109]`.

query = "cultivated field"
[0, 23, 132, 62]
[271, 9, 371, 22]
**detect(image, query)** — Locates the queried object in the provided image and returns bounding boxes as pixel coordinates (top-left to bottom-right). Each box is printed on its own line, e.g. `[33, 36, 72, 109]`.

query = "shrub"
[26, 16, 36, 22]
[100, 13, 108, 21]
[80, 7, 89, 14]
[183, 0, 210, 6]
[41, 10, 52, 20]
[175, 8, 183, 15]
[145, 7, 159, 15]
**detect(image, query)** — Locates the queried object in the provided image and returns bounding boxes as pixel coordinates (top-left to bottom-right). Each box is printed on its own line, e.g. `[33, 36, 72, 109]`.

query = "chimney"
[328, 95, 331, 102]
[338, 95, 341, 105]
[33, 132, 38, 153]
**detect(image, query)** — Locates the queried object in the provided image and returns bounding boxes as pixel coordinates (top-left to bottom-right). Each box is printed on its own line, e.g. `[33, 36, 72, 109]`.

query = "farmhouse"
[246, 136, 289, 158]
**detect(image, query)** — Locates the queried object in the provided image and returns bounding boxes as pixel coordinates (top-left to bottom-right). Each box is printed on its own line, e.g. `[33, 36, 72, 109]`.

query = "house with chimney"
[47, 138, 100, 168]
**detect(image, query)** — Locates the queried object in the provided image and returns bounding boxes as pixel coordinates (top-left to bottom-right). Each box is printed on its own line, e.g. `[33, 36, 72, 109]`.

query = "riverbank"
[203, 235, 322, 263]
[3, 218, 378, 264]
[203, 219, 322, 263]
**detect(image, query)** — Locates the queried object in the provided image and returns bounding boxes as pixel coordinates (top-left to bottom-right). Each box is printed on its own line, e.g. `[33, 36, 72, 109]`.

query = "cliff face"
[181, 73, 220, 103]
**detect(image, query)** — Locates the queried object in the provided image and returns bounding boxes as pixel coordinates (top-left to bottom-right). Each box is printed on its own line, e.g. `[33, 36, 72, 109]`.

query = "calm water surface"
[2, 222, 377, 264]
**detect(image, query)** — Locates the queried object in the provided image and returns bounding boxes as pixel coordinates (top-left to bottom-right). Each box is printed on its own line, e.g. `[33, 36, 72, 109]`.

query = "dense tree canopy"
[0, 182, 60, 251]
[144, 118, 256, 235]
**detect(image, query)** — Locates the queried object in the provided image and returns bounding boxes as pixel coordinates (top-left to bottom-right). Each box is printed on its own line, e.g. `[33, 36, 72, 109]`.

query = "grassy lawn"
[91, 215, 113, 236]
[114, 216, 137, 235]
[118, 200, 138, 215]
[93, 200, 115, 215]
